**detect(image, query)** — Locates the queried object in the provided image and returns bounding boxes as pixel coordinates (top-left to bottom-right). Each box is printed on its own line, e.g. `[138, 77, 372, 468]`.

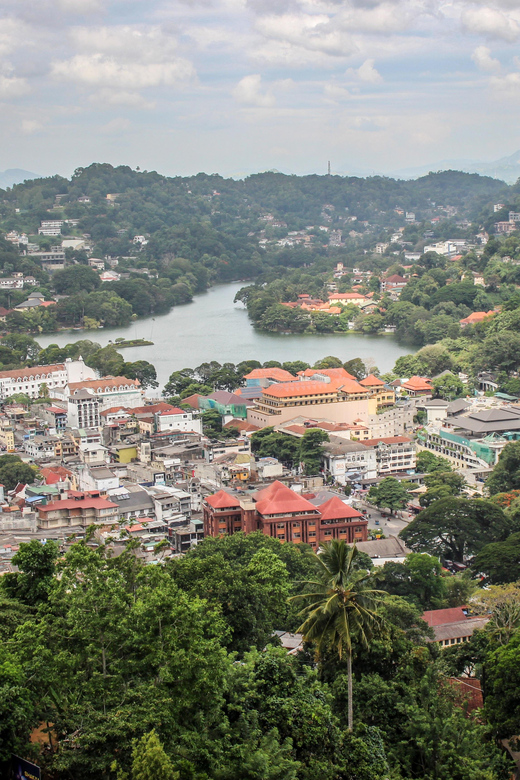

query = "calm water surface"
[37, 283, 413, 389]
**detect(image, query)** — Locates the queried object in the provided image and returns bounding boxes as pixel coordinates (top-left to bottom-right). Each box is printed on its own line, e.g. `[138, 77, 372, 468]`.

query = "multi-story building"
[322, 439, 378, 484]
[24, 435, 59, 460]
[67, 390, 102, 429]
[0, 357, 93, 401]
[360, 436, 416, 475]
[368, 403, 415, 438]
[203, 481, 368, 549]
[56, 376, 143, 413]
[247, 379, 374, 428]
[359, 375, 395, 409]
[37, 491, 119, 529]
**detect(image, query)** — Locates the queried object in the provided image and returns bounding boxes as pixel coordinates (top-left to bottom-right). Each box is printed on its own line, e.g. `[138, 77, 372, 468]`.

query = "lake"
[36, 282, 413, 390]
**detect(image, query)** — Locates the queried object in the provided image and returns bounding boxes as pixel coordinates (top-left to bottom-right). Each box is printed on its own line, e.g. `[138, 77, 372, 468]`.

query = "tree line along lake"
[36, 282, 412, 389]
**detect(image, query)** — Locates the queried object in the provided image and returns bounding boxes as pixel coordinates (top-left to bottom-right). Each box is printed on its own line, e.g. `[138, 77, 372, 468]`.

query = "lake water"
[36, 282, 412, 389]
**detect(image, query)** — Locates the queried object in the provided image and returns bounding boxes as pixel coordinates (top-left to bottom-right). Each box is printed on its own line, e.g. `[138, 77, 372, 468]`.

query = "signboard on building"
[11, 755, 41, 780]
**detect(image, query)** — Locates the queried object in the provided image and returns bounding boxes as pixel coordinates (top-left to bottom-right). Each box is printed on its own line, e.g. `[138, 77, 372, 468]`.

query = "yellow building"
[359, 375, 395, 410]
[0, 426, 15, 451]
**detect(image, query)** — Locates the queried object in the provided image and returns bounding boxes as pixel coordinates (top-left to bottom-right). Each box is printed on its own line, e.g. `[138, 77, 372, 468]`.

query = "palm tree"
[291, 540, 385, 731]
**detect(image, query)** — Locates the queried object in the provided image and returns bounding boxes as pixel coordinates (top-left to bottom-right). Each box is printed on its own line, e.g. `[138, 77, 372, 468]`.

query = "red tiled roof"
[244, 367, 296, 381]
[254, 480, 319, 516]
[402, 376, 432, 391]
[40, 466, 72, 485]
[459, 311, 495, 325]
[318, 496, 364, 521]
[38, 497, 118, 512]
[359, 374, 386, 387]
[263, 379, 367, 399]
[100, 406, 128, 416]
[0, 363, 65, 380]
[205, 490, 241, 509]
[159, 408, 185, 416]
[328, 292, 366, 300]
[385, 274, 407, 284]
[180, 393, 202, 409]
[69, 376, 140, 392]
[132, 402, 176, 415]
[312, 368, 357, 381]
[361, 435, 412, 447]
[223, 419, 260, 432]
[422, 607, 469, 627]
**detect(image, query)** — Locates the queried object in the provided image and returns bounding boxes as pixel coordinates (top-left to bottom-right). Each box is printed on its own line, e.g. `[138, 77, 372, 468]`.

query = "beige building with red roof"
[401, 376, 433, 397]
[328, 292, 370, 306]
[422, 607, 489, 649]
[203, 481, 367, 548]
[247, 379, 377, 428]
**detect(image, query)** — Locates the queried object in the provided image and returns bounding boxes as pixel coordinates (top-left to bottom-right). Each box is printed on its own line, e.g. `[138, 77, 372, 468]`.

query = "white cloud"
[57, 0, 103, 12]
[0, 71, 30, 98]
[100, 117, 131, 133]
[51, 53, 194, 89]
[323, 82, 350, 100]
[21, 119, 44, 134]
[461, 7, 520, 41]
[233, 73, 275, 106]
[51, 26, 195, 91]
[471, 45, 501, 72]
[90, 88, 156, 109]
[255, 13, 357, 58]
[348, 57, 382, 82]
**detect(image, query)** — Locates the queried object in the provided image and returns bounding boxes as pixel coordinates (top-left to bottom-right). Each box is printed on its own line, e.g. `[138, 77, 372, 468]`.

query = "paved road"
[355, 498, 413, 537]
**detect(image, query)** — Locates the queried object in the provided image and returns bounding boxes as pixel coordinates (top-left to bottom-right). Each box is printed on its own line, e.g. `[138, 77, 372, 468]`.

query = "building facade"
[203, 481, 368, 549]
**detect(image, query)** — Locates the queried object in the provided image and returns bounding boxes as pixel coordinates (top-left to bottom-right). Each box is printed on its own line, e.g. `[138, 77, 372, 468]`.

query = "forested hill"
[2, 164, 508, 237]
[0, 163, 512, 333]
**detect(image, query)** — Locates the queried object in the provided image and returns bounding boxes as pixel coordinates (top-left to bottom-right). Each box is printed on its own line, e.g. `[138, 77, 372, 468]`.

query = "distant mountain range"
[0, 168, 42, 189]
[388, 150, 520, 184]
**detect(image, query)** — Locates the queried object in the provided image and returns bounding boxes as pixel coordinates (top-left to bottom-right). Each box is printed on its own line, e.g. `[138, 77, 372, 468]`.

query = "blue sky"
[2, 0, 520, 178]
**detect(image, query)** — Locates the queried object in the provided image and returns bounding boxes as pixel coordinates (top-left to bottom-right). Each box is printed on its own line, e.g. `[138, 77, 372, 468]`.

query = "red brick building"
[203, 481, 368, 549]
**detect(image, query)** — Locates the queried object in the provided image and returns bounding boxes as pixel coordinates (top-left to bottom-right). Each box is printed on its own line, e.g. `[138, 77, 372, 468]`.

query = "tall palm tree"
[291, 540, 385, 731]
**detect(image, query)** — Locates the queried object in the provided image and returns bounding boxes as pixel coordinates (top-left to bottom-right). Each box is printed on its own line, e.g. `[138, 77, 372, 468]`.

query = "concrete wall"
[247, 399, 371, 428]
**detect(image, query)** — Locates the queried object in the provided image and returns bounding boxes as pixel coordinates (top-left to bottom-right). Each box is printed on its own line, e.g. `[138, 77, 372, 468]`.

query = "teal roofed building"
[199, 391, 253, 420]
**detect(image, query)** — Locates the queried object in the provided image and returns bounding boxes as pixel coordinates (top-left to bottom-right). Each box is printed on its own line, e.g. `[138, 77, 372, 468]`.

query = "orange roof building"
[359, 374, 385, 388]
[459, 311, 495, 328]
[401, 376, 433, 396]
[203, 480, 367, 548]
[247, 377, 375, 427]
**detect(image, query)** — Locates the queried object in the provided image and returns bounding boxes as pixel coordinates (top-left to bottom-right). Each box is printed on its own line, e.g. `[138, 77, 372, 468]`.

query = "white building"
[0, 277, 24, 289]
[55, 376, 143, 413]
[0, 358, 96, 401]
[155, 408, 202, 435]
[322, 440, 378, 485]
[67, 390, 101, 430]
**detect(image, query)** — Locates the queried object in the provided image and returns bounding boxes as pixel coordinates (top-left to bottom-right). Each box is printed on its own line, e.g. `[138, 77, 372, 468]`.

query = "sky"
[2, 0, 520, 179]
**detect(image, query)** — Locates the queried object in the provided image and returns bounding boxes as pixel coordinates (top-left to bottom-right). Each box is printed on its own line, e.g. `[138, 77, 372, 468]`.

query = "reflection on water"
[36, 282, 413, 388]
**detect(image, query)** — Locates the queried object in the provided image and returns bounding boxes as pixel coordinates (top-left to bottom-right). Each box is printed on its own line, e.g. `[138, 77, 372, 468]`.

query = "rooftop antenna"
[328, 161, 331, 176]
